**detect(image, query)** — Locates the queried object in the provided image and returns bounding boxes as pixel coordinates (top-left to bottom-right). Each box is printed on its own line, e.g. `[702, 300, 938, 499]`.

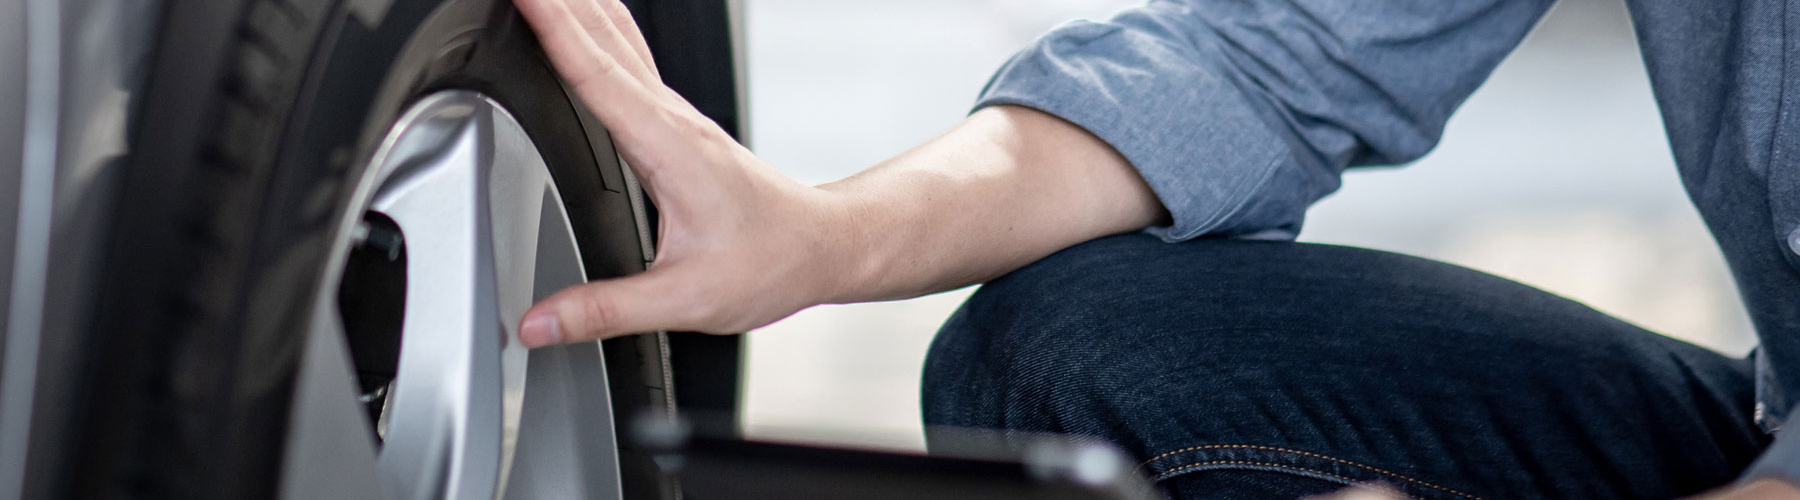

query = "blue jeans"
[922, 234, 1771, 499]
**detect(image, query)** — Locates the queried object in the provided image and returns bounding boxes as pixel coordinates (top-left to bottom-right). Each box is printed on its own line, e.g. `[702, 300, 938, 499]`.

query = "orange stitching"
[1154, 460, 1417, 500]
[1139, 444, 1486, 500]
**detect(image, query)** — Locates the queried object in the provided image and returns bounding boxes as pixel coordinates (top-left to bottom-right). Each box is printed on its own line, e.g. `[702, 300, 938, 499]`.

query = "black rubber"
[71, 0, 679, 498]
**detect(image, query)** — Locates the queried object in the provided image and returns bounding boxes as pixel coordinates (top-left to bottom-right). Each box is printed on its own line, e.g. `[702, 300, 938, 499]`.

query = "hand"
[511, 0, 858, 345]
[512, 0, 1165, 347]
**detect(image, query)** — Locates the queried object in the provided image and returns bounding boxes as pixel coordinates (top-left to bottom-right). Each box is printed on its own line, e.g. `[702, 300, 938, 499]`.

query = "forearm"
[817, 105, 1167, 303]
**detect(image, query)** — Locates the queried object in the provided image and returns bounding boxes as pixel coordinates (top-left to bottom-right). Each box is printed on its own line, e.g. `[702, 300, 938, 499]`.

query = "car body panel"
[4, 0, 165, 498]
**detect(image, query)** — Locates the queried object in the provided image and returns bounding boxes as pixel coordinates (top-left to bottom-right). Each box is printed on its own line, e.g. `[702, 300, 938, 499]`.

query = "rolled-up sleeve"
[975, 0, 1553, 241]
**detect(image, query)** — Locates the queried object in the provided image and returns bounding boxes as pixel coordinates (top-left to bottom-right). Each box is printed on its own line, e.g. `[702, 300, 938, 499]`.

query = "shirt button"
[1791, 228, 1800, 257]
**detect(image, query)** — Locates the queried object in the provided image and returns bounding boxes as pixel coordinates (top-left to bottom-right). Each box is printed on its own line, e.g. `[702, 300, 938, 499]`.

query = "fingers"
[566, 0, 658, 83]
[515, 0, 658, 85]
[599, 0, 659, 78]
[518, 269, 697, 346]
[513, 0, 627, 93]
[513, 0, 680, 160]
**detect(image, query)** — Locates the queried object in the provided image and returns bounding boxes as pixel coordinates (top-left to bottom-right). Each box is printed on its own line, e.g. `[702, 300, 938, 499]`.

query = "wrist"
[806, 183, 884, 305]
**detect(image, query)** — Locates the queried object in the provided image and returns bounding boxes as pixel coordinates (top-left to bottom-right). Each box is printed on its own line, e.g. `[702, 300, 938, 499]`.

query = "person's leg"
[921, 234, 1767, 500]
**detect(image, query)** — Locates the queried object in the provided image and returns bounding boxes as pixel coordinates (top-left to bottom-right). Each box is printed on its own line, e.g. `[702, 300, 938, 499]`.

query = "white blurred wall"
[739, 0, 1756, 452]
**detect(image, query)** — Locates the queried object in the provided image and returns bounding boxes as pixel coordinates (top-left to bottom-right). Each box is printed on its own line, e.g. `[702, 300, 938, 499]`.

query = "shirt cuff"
[1743, 403, 1800, 486]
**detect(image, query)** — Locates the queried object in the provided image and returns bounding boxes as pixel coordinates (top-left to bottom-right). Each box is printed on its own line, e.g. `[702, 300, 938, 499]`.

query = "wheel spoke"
[503, 176, 623, 500]
[484, 116, 552, 495]
[370, 102, 509, 500]
[279, 296, 389, 499]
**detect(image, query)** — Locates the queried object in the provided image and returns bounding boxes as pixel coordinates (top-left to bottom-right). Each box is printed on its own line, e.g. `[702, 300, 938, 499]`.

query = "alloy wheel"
[289, 90, 625, 500]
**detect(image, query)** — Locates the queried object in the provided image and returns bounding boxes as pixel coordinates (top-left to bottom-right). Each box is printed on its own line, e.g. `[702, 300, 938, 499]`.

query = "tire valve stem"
[351, 219, 405, 262]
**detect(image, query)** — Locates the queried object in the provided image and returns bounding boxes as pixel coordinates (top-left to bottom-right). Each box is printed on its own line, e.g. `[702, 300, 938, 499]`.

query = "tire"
[73, 0, 679, 498]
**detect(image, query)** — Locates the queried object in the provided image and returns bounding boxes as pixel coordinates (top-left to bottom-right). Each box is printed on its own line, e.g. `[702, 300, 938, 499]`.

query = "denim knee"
[921, 234, 1210, 440]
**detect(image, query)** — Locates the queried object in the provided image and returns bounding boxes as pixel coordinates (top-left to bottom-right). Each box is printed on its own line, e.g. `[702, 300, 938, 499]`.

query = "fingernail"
[520, 311, 562, 348]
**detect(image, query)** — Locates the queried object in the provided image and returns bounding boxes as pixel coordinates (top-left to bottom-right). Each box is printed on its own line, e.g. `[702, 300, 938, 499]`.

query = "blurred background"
[737, 0, 1756, 452]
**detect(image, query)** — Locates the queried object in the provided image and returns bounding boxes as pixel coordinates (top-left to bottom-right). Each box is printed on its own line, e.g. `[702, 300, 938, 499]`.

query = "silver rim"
[283, 90, 624, 500]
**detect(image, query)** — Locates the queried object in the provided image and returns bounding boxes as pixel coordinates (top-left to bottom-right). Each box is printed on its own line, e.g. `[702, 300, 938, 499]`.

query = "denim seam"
[1150, 460, 1416, 499]
[1140, 444, 1486, 500]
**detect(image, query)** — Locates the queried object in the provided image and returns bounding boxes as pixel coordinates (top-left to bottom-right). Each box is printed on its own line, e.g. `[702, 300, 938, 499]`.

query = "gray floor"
[739, 0, 1754, 451]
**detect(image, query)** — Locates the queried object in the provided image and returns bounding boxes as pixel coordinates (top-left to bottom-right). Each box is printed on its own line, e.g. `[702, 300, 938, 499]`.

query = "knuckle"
[602, 0, 636, 24]
[579, 6, 612, 34]
[568, 60, 628, 100]
[665, 108, 719, 139]
[591, 55, 628, 80]
[563, 69, 599, 93]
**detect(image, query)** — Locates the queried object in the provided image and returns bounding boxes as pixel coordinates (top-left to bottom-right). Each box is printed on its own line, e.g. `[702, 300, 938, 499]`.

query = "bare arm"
[511, 0, 1163, 345]
[820, 106, 1166, 304]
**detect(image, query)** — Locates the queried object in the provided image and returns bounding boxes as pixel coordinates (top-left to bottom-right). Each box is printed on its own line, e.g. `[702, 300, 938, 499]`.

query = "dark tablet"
[633, 418, 1162, 500]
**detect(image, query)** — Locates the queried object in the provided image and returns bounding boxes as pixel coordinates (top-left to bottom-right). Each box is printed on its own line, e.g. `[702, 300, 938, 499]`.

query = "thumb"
[518, 269, 691, 346]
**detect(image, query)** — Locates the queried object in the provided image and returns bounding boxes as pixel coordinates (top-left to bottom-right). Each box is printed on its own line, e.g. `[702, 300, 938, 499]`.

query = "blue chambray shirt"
[974, 0, 1800, 485]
